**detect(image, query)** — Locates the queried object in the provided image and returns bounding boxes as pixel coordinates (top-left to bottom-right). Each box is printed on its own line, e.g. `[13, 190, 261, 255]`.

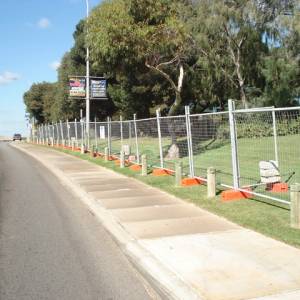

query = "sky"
[0, 0, 100, 137]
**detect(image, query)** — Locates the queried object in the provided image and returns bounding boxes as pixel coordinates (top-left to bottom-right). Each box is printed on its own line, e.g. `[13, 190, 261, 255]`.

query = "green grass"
[91, 134, 300, 202]
[46, 144, 300, 249]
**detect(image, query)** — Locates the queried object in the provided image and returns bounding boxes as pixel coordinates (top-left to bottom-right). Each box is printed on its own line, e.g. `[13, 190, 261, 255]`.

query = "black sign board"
[91, 79, 107, 99]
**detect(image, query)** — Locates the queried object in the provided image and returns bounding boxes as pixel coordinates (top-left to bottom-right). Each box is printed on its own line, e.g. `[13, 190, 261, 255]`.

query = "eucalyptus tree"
[87, 0, 194, 118]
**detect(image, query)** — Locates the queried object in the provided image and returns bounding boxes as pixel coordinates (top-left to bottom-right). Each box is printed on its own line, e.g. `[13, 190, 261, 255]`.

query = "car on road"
[12, 133, 22, 141]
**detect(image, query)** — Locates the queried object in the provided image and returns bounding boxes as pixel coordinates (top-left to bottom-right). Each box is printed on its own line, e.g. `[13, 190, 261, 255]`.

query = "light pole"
[85, 0, 90, 146]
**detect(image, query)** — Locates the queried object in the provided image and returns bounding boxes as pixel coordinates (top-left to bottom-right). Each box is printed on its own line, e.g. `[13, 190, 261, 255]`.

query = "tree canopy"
[24, 0, 300, 123]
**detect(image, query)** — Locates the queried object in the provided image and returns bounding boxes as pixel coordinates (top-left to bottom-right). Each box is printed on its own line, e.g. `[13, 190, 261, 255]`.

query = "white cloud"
[37, 18, 51, 29]
[50, 61, 61, 70]
[0, 71, 21, 85]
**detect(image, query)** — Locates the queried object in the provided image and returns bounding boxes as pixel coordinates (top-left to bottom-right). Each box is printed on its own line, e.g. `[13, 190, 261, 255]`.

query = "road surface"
[0, 142, 159, 300]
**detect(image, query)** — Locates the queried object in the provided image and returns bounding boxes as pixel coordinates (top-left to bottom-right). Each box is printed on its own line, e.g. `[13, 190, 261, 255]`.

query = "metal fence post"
[107, 117, 112, 156]
[67, 119, 71, 147]
[51, 123, 55, 146]
[41, 124, 45, 144]
[46, 124, 49, 144]
[94, 117, 98, 149]
[44, 124, 46, 144]
[40, 124, 43, 144]
[45, 124, 48, 144]
[134, 114, 140, 164]
[85, 122, 91, 150]
[272, 108, 279, 167]
[47, 123, 51, 146]
[75, 119, 78, 147]
[80, 119, 84, 149]
[156, 109, 164, 169]
[59, 120, 64, 146]
[228, 99, 240, 189]
[38, 126, 40, 144]
[56, 123, 59, 146]
[120, 115, 123, 151]
[43, 124, 46, 144]
[129, 121, 132, 146]
[39, 125, 42, 144]
[185, 106, 194, 178]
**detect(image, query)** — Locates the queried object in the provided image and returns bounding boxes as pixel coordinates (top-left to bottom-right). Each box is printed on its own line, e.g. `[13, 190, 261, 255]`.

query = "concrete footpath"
[13, 143, 300, 300]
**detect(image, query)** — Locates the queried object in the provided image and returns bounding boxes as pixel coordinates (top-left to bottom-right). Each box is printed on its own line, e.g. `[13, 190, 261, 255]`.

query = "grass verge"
[48, 145, 300, 248]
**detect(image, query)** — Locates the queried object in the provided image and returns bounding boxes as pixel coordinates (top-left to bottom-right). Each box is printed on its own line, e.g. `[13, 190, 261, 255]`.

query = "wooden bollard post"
[207, 167, 216, 198]
[104, 147, 109, 161]
[120, 150, 125, 168]
[71, 140, 75, 151]
[175, 162, 182, 186]
[81, 143, 85, 154]
[141, 155, 147, 176]
[90, 145, 95, 158]
[291, 183, 300, 229]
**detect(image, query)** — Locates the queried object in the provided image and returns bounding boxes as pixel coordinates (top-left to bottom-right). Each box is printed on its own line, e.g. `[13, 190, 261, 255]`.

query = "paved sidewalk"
[14, 143, 300, 300]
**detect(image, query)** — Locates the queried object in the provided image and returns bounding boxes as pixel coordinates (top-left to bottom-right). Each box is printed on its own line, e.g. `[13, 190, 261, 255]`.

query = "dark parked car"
[13, 133, 22, 141]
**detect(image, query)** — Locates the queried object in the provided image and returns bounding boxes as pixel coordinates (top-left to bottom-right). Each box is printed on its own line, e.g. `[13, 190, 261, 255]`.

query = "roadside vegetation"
[23, 0, 300, 123]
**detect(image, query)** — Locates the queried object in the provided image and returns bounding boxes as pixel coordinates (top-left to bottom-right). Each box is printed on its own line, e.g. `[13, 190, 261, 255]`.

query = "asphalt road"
[0, 142, 159, 300]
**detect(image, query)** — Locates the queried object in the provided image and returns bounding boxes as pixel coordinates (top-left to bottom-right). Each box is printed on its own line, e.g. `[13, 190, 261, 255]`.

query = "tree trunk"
[166, 92, 182, 159]
[236, 59, 248, 109]
[145, 60, 184, 159]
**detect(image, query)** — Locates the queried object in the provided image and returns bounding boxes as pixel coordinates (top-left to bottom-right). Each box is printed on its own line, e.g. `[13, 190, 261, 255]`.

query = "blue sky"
[0, 0, 101, 137]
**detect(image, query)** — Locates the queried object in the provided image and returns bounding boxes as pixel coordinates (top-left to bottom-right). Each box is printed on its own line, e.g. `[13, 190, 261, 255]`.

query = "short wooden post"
[175, 162, 182, 186]
[207, 167, 216, 198]
[71, 140, 75, 151]
[120, 150, 125, 168]
[104, 147, 109, 161]
[291, 183, 300, 229]
[81, 143, 85, 154]
[90, 145, 95, 158]
[141, 155, 147, 176]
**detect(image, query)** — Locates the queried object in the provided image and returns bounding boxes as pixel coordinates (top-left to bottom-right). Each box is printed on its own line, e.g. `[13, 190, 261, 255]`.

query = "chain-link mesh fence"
[33, 103, 300, 206]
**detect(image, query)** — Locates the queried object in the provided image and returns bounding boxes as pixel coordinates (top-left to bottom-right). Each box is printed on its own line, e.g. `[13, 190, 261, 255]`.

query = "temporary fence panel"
[158, 115, 189, 174]
[109, 121, 121, 155]
[189, 112, 232, 186]
[94, 121, 109, 153]
[133, 117, 158, 166]
[34, 103, 300, 206]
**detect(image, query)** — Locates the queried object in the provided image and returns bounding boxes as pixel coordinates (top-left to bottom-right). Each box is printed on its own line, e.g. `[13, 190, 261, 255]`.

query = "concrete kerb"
[10, 143, 202, 300]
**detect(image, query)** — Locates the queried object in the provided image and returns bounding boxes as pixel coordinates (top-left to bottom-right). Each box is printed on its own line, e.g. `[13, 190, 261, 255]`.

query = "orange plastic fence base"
[129, 164, 142, 171]
[267, 182, 289, 193]
[221, 188, 252, 202]
[152, 169, 170, 176]
[181, 178, 205, 186]
[115, 160, 129, 166]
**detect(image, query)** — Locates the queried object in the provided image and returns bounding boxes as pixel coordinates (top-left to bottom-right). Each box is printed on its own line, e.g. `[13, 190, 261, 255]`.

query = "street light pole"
[85, 0, 90, 146]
